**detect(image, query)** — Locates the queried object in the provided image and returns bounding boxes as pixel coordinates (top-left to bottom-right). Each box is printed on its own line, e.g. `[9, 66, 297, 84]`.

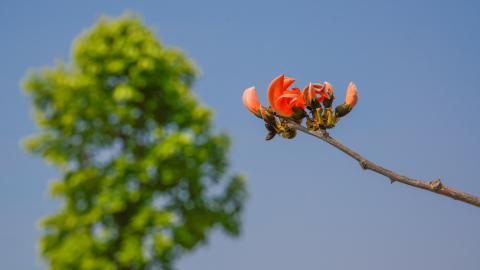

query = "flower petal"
[267, 74, 285, 109]
[303, 83, 315, 105]
[283, 77, 296, 90]
[277, 93, 298, 100]
[242, 86, 262, 117]
[323, 81, 334, 99]
[345, 82, 358, 107]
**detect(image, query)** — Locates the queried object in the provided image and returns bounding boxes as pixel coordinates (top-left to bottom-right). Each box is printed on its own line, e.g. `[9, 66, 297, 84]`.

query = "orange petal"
[295, 98, 306, 109]
[274, 94, 294, 117]
[291, 88, 305, 109]
[242, 86, 262, 117]
[267, 74, 285, 109]
[303, 83, 316, 104]
[290, 87, 301, 94]
[345, 82, 358, 107]
[288, 98, 297, 106]
[275, 101, 294, 117]
[277, 93, 297, 100]
[283, 77, 296, 90]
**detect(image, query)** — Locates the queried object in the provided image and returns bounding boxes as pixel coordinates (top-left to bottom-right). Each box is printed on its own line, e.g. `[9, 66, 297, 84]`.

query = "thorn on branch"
[429, 179, 443, 190]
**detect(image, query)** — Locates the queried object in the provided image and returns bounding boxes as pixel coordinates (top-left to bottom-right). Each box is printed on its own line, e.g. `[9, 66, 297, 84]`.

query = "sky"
[1, 0, 480, 269]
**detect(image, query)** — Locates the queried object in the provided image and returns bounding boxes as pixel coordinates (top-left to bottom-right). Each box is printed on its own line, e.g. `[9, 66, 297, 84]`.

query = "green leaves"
[113, 84, 144, 102]
[24, 15, 246, 270]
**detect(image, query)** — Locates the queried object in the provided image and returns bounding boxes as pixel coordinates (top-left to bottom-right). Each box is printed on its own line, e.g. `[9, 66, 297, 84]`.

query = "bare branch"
[286, 120, 480, 208]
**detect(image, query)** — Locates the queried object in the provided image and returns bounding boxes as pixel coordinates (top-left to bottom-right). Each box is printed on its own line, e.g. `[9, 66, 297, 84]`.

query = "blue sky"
[1, 0, 479, 269]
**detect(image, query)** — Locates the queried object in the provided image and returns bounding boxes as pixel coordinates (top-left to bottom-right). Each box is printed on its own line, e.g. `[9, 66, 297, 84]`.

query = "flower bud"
[334, 82, 358, 118]
[322, 81, 335, 108]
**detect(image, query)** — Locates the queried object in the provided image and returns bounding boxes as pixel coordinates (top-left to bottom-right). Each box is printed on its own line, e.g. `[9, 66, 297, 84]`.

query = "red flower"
[267, 74, 305, 117]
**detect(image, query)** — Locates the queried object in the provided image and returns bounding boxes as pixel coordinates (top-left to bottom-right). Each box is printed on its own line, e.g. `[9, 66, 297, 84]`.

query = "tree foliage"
[23, 16, 247, 270]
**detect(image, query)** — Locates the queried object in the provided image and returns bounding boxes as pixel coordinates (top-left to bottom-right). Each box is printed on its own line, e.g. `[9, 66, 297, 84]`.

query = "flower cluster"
[242, 74, 358, 140]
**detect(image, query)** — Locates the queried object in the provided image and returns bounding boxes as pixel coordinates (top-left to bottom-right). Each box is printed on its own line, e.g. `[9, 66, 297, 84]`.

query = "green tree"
[23, 16, 247, 270]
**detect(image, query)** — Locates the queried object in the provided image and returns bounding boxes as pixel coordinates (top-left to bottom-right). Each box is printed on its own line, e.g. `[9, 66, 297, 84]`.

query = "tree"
[23, 16, 247, 270]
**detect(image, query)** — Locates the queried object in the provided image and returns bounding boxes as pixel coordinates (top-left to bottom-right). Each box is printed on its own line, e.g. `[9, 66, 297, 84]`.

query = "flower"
[303, 83, 331, 107]
[243, 75, 359, 134]
[267, 74, 305, 117]
[242, 86, 262, 118]
[345, 82, 358, 108]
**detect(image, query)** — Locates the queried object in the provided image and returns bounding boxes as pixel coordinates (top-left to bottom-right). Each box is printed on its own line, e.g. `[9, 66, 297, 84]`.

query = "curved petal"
[242, 86, 262, 117]
[323, 81, 334, 99]
[283, 77, 296, 90]
[289, 97, 305, 109]
[290, 87, 302, 95]
[267, 74, 285, 109]
[311, 83, 327, 99]
[277, 93, 298, 100]
[274, 100, 294, 117]
[345, 82, 358, 107]
[303, 83, 316, 106]
[291, 87, 305, 109]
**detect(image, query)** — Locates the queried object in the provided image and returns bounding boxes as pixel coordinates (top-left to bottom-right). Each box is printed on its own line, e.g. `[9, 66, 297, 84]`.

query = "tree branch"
[286, 120, 480, 208]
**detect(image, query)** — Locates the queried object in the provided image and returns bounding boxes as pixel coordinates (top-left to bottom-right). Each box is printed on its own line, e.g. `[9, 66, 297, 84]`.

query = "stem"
[286, 120, 480, 208]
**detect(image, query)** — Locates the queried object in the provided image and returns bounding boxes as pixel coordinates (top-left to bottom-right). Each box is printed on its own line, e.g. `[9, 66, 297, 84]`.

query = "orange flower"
[267, 74, 305, 117]
[303, 83, 331, 107]
[345, 82, 358, 108]
[242, 86, 262, 118]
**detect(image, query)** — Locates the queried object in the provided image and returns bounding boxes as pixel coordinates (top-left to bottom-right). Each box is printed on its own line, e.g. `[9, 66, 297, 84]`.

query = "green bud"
[335, 103, 352, 118]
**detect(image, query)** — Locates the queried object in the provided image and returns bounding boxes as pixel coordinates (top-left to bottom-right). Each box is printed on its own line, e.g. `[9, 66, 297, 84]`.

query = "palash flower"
[242, 75, 359, 136]
[267, 74, 305, 117]
[303, 83, 331, 107]
[242, 86, 263, 118]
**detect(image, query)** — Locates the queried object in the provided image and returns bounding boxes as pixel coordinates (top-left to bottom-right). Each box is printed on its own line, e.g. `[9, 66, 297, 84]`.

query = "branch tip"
[268, 118, 480, 208]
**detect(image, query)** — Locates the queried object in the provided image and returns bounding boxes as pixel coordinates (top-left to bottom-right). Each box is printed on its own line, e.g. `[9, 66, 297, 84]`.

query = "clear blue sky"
[1, 0, 479, 269]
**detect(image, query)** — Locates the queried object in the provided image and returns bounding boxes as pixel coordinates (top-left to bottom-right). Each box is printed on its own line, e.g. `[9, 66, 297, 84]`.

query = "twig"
[286, 120, 480, 208]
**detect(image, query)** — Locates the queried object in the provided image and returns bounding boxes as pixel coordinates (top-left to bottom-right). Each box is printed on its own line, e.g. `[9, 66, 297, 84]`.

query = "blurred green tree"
[23, 16, 246, 270]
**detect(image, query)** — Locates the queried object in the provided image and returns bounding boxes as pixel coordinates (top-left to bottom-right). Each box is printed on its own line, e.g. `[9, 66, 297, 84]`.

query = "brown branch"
[286, 120, 480, 208]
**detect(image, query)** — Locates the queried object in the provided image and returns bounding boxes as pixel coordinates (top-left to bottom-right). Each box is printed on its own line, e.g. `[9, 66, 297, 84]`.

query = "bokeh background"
[1, 0, 479, 269]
